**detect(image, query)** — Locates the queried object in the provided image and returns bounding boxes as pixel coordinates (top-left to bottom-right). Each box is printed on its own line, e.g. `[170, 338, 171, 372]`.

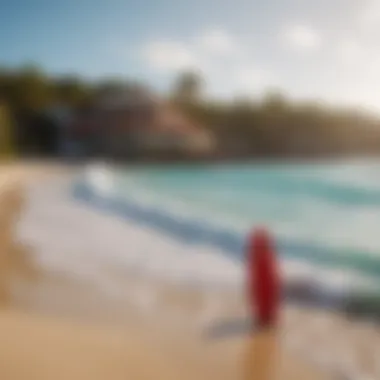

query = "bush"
[0, 103, 15, 158]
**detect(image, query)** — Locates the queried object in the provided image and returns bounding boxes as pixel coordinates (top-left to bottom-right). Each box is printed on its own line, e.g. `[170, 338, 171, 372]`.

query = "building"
[70, 85, 215, 160]
[45, 103, 76, 156]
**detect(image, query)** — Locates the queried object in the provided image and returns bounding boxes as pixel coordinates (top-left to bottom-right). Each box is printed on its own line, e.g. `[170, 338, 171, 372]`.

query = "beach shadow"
[203, 317, 257, 340]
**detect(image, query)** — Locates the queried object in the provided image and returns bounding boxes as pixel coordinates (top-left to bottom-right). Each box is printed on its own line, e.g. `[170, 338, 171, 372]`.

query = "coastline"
[0, 162, 377, 379]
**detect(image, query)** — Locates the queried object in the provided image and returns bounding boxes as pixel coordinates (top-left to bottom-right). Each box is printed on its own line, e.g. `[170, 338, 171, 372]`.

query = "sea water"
[75, 160, 380, 308]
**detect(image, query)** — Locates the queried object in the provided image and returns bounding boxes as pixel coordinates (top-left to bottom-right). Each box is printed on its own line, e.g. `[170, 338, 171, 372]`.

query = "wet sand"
[0, 162, 376, 379]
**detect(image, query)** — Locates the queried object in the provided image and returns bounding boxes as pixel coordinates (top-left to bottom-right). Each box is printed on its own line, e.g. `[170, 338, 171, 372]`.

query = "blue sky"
[2, 0, 380, 111]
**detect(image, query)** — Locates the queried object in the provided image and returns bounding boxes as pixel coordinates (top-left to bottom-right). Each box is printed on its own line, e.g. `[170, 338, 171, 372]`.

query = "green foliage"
[0, 65, 92, 113]
[0, 102, 15, 158]
[0, 64, 380, 159]
[95, 77, 128, 96]
[174, 88, 380, 157]
[171, 71, 203, 104]
[53, 76, 91, 107]
[11, 65, 53, 111]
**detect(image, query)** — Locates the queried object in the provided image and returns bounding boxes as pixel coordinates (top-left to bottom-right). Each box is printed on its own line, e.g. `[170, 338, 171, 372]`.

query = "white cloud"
[335, 1, 380, 70]
[235, 66, 274, 91]
[142, 28, 240, 74]
[337, 39, 363, 64]
[141, 30, 275, 98]
[142, 40, 199, 71]
[281, 25, 321, 51]
[196, 29, 236, 55]
[358, 0, 380, 31]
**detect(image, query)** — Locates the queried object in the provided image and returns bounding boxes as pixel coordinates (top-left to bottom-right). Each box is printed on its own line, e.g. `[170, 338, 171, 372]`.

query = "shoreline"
[76, 165, 380, 322]
[0, 162, 378, 379]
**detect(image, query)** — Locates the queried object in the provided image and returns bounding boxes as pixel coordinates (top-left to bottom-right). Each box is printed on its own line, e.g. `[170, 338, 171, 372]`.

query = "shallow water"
[77, 161, 380, 298]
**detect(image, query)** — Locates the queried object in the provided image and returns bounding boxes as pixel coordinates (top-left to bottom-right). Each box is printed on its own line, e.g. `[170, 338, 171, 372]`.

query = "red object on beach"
[247, 228, 280, 327]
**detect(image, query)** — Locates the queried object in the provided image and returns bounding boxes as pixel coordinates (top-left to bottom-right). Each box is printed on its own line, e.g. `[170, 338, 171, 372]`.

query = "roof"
[96, 84, 158, 110]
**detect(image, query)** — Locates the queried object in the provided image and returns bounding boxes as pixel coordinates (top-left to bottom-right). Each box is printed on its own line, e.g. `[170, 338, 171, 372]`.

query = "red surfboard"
[247, 228, 280, 327]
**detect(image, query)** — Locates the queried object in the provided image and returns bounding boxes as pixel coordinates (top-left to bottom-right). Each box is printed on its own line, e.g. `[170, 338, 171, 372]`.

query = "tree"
[0, 101, 15, 158]
[10, 64, 53, 112]
[53, 76, 91, 107]
[95, 77, 128, 96]
[261, 90, 288, 113]
[171, 71, 203, 104]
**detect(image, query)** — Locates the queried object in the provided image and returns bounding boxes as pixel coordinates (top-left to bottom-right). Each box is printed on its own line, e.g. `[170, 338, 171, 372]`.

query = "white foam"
[87, 163, 380, 255]
[16, 169, 380, 298]
[16, 175, 245, 292]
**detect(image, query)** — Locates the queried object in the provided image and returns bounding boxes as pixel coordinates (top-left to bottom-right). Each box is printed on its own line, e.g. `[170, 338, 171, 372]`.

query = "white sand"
[1, 162, 378, 379]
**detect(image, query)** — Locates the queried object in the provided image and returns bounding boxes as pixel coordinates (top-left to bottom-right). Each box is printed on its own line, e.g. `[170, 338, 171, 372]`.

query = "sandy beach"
[0, 161, 378, 379]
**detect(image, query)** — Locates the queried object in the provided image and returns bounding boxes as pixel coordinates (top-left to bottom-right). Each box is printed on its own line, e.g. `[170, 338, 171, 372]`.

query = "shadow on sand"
[202, 317, 258, 340]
